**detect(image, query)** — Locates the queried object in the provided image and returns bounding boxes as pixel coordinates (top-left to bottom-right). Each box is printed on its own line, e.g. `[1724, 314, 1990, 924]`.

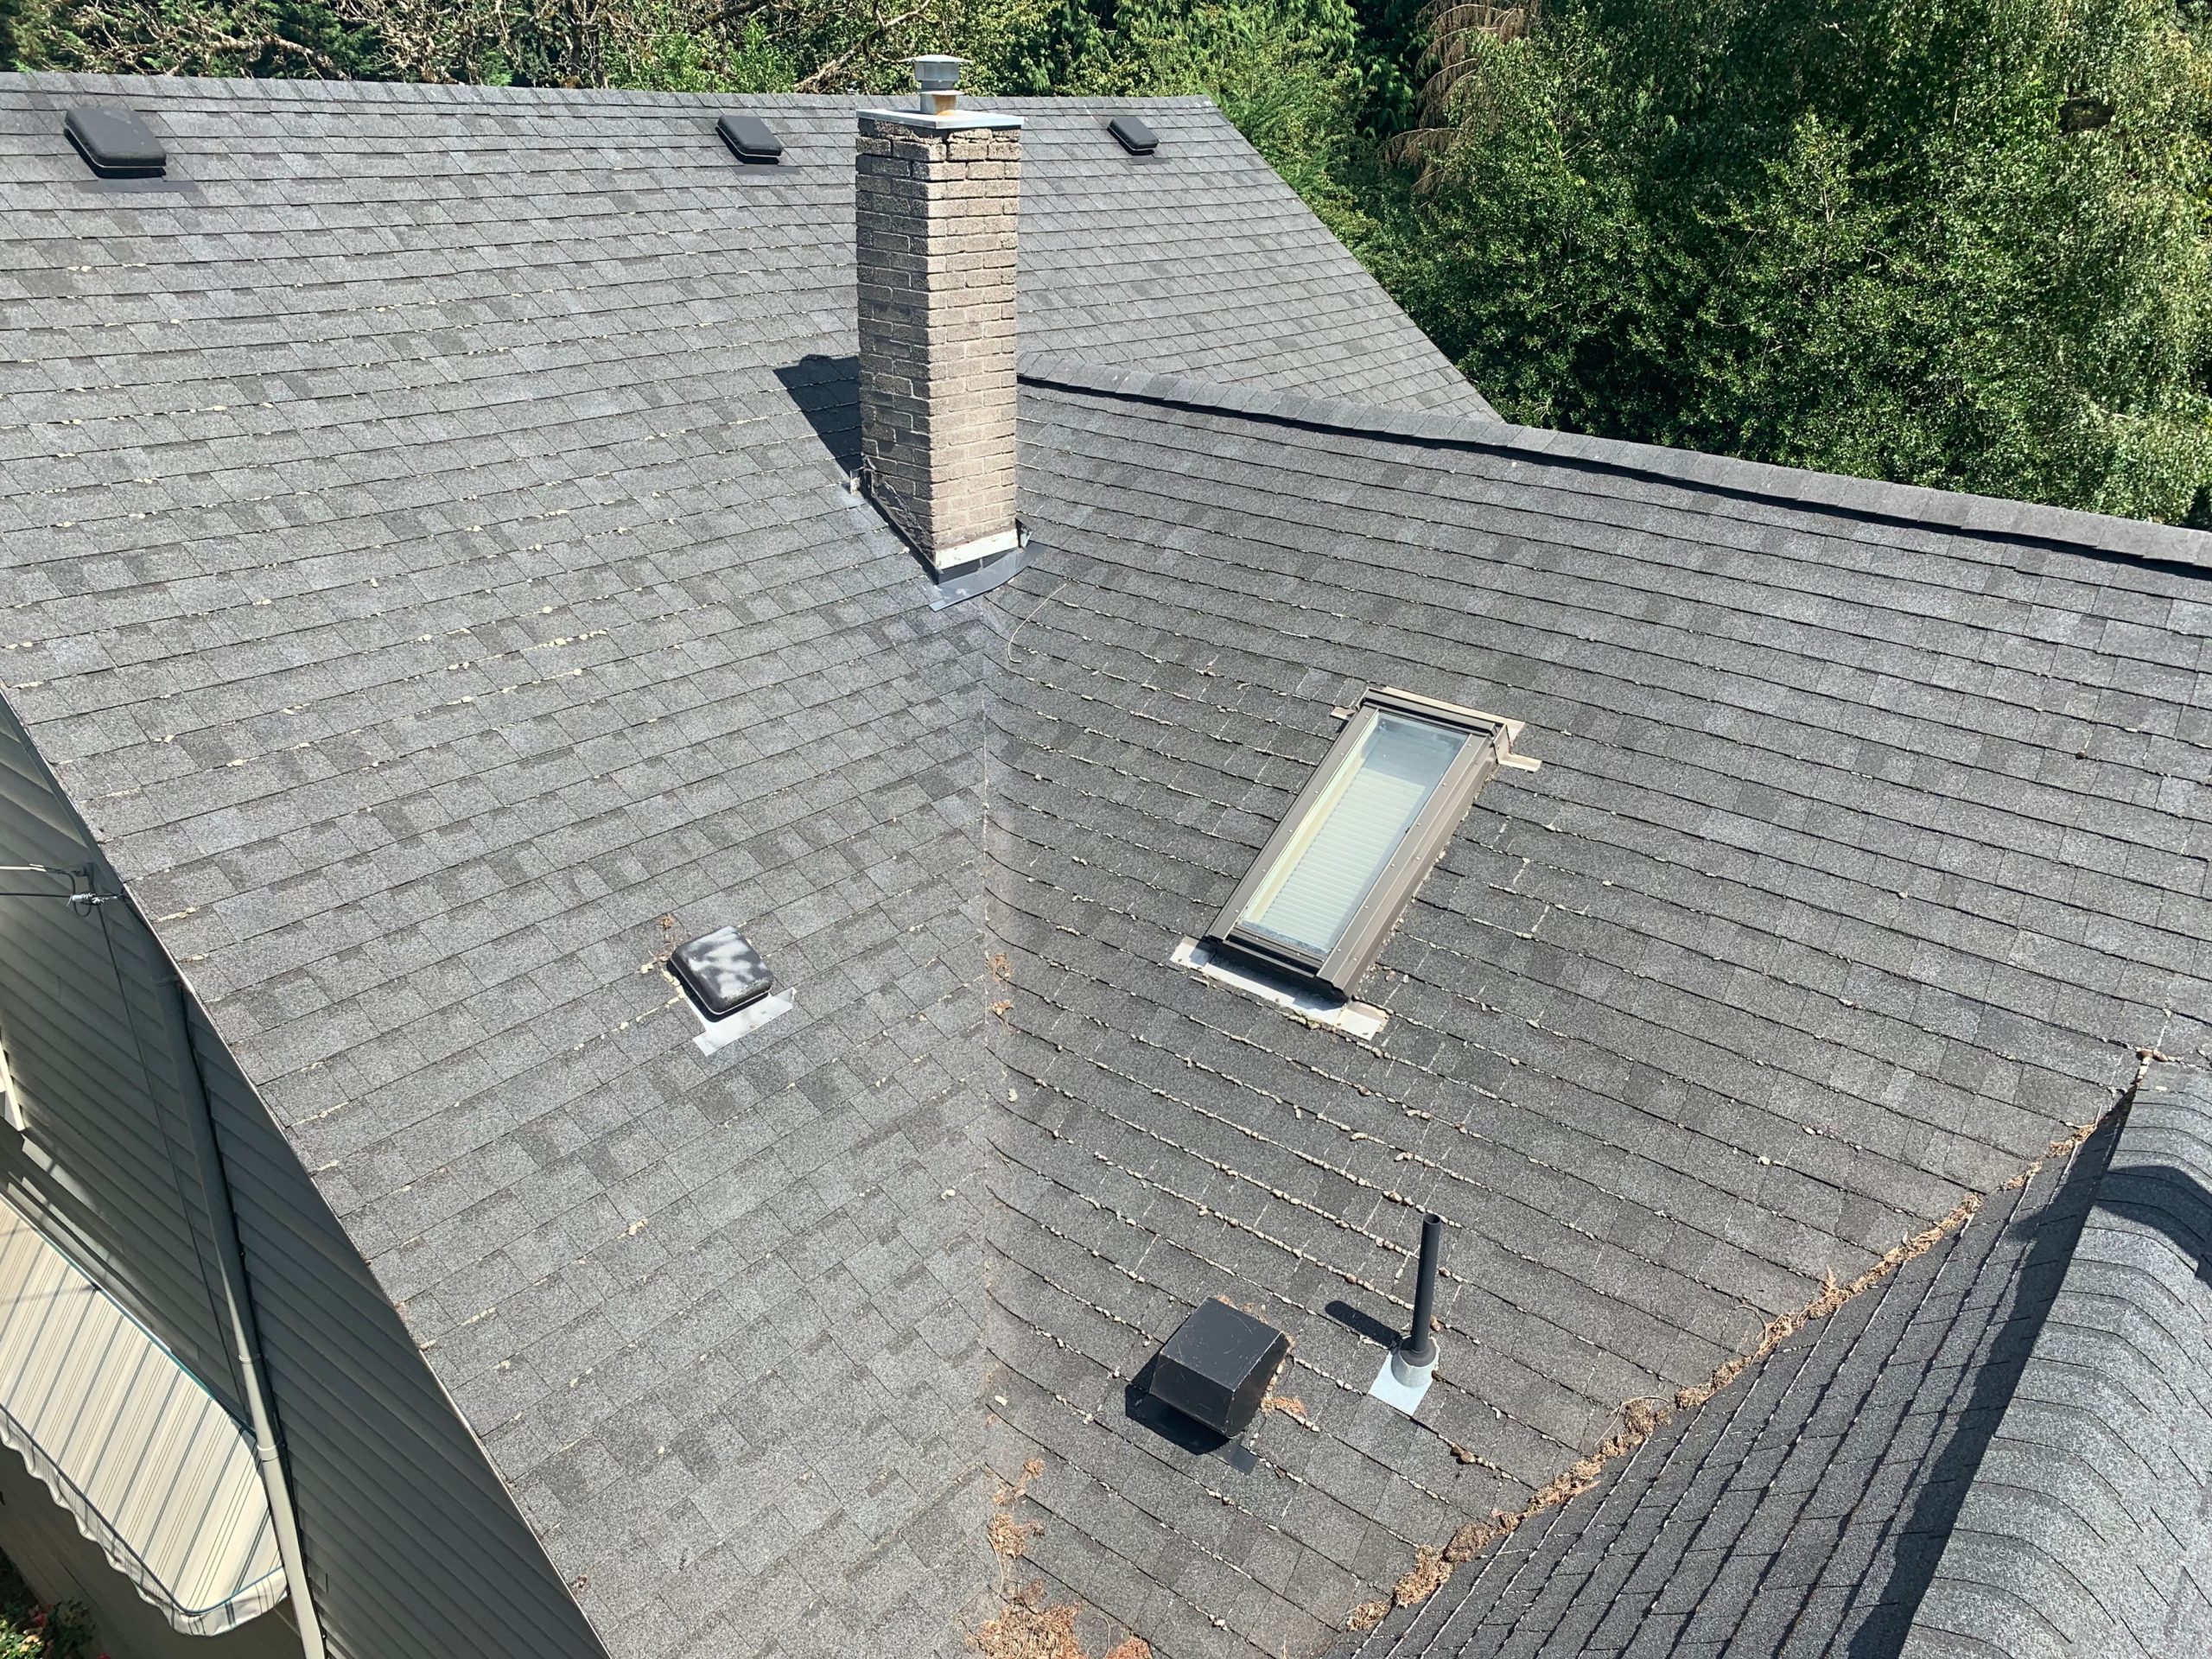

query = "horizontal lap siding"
[0, 696, 244, 1414]
[187, 1007, 611, 1659]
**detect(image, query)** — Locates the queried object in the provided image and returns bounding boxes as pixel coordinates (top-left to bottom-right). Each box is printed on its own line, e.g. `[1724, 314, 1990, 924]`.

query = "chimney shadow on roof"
[773, 354, 861, 478]
[1839, 1110, 2121, 1658]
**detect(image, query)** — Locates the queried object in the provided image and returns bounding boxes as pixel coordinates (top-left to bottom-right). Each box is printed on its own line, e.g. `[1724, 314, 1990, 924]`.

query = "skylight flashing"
[1170, 936, 1388, 1038]
[1205, 688, 1521, 1000]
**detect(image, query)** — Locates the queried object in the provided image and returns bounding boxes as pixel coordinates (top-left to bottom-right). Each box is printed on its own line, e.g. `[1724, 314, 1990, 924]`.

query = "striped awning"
[0, 1198, 286, 1634]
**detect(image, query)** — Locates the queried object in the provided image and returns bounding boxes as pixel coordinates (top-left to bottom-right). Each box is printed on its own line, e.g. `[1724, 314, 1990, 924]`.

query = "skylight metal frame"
[1207, 688, 1514, 998]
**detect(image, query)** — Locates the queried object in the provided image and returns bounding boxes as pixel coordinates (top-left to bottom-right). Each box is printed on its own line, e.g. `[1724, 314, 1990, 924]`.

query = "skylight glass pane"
[1240, 713, 1468, 958]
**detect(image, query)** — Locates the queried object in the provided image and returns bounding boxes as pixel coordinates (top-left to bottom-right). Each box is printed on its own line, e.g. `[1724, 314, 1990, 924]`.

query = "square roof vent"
[64, 108, 165, 179]
[717, 113, 784, 165]
[1148, 1299, 1288, 1439]
[671, 926, 773, 1017]
[1108, 115, 1159, 156]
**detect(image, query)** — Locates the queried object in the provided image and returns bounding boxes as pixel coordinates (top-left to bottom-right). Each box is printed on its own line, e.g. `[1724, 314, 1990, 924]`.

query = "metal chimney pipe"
[912, 54, 963, 116]
[1395, 1213, 1444, 1376]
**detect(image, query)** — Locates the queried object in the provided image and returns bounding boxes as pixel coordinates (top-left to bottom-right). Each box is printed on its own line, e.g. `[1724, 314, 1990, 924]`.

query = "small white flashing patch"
[1170, 938, 1389, 1039]
[690, 989, 795, 1056]
[1367, 1347, 1437, 1416]
[925, 524, 1021, 579]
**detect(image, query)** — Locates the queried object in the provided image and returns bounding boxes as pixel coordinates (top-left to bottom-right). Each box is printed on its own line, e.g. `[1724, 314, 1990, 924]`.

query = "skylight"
[1208, 689, 1515, 997]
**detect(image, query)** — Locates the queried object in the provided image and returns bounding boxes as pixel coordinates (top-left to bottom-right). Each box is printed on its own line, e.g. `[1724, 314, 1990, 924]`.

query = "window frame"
[1207, 687, 1514, 998]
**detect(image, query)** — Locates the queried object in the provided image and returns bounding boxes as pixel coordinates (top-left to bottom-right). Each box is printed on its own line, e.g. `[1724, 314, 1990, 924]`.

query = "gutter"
[164, 975, 328, 1659]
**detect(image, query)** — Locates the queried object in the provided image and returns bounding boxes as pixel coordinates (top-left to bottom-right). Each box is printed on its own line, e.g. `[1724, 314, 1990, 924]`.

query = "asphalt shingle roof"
[2, 71, 2209, 1659]
[1903, 1060, 2212, 1659]
[1332, 1102, 2113, 1659]
[0, 71, 1485, 1659]
[984, 360, 2212, 1656]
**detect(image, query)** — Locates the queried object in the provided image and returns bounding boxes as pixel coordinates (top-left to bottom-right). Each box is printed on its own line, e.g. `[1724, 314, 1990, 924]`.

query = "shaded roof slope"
[1904, 1061, 2212, 1659]
[1334, 1111, 2112, 1659]
[979, 361, 2212, 1656]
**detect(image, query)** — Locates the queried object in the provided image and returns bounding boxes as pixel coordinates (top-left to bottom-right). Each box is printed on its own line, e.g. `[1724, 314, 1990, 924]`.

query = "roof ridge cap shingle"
[0, 71, 1225, 116]
[1017, 355, 2212, 577]
[1898, 1060, 2212, 1659]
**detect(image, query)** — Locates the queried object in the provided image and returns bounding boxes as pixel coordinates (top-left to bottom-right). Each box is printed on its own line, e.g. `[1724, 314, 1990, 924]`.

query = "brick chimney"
[855, 58, 1022, 580]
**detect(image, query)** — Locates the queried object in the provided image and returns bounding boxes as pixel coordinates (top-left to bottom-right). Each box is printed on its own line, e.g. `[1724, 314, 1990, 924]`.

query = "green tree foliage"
[5, 0, 2211, 522]
[1395, 0, 2212, 520]
[981, 0, 1371, 232]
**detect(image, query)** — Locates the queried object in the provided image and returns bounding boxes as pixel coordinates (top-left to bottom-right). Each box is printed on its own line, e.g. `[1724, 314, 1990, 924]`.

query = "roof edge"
[1017, 354, 2212, 578]
[1899, 1060, 2212, 1659]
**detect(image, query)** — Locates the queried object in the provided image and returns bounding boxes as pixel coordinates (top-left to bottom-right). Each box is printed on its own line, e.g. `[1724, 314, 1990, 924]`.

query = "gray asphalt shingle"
[984, 361, 2212, 1656]
[1903, 1061, 2212, 1659]
[4, 71, 2211, 1659]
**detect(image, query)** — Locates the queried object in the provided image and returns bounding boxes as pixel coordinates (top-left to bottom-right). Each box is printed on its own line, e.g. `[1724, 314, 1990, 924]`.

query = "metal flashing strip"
[929, 537, 1032, 608]
[1365, 1346, 1436, 1415]
[691, 988, 795, 1056]
[1169, 937, 1389, 1039]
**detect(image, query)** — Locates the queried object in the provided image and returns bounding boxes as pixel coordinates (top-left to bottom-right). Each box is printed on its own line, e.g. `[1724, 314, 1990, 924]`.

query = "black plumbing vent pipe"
[1402, 1212, 1443, 1367]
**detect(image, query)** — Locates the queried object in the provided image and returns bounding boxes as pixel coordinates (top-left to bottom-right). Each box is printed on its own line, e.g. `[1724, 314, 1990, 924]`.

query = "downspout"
[165, 979, 329, 1659]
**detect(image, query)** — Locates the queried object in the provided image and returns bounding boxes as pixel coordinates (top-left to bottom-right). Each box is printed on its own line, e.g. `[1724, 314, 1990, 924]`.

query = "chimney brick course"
[856, 114, 1021, 571]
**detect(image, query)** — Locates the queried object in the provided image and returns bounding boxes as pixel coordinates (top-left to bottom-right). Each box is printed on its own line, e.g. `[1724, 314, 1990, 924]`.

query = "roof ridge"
[0, 71, 1223, 115]
[1017, 354, 2212, 578]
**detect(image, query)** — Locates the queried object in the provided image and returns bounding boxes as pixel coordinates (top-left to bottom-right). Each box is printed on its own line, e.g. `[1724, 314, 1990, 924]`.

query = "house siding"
[0, 702, 245, 1414]
[0, 695, 606, 1659]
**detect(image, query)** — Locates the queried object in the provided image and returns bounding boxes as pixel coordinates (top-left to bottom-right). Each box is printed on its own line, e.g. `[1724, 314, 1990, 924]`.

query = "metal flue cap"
[912, 54, 963, 114]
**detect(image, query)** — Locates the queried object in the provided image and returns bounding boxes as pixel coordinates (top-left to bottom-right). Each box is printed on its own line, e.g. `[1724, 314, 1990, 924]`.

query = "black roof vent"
[1147, 1299, 1287, 1439]
[64, 108, 165, 179]
[1108, 115, 1159, 156]
[717, 113, 784, 165]
[671, 926, 773, 1017]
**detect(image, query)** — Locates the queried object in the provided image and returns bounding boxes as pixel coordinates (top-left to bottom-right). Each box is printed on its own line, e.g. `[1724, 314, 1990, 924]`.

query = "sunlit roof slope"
[984, 359, 2212, 1657]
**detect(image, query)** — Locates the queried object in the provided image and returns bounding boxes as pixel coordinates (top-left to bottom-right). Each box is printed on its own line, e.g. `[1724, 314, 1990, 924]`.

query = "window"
[0, 1032, 20, 1132]
[1208, 689, 1516, 997]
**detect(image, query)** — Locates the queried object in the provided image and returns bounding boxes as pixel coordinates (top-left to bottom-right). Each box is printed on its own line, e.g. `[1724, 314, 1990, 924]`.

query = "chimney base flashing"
[924, 524, 1020, 576]
[859, 106, 1024, 133]
[926, 531, 1029, 609]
